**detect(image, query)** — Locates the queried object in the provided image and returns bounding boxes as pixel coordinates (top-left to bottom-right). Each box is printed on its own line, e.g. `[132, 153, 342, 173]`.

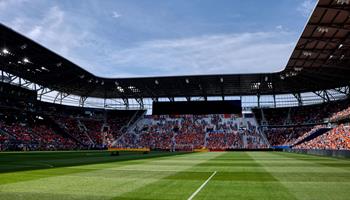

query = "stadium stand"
[294, 124, 350, 150]
[112, 114, 268, 151]
[253, 99, 350, 147]
[0, 91, 142, 150]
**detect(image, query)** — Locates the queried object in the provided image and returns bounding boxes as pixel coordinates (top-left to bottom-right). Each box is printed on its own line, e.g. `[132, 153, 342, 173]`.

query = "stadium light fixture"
[268, 82, 273, 89]
[317, 27, 328, 33]
[20, 44, 27, 50]
[23, 58, 30, 63]
[117, 86, 124, 93]
[336, 0, 349, 5]
[294, 67, 303, 72]
[41, 66, 49, 72]
[251, 82, 261, 90]
[303, 51, 312, 57]
[2, 48, 9, 55]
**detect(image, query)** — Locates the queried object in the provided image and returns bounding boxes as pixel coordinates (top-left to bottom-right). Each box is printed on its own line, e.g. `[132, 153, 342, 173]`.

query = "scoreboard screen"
[152, 100, 242, 115]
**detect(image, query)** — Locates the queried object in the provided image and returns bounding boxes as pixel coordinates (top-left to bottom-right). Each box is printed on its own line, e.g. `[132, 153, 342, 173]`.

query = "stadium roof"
[0, 0, 349, 99]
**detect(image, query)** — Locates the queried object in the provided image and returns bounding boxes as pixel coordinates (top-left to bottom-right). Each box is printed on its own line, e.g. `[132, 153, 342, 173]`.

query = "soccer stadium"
[0, 0, 350, 199]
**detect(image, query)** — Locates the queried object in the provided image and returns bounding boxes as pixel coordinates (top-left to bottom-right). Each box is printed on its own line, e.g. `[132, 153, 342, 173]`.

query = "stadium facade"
[0, 0, 350, 152]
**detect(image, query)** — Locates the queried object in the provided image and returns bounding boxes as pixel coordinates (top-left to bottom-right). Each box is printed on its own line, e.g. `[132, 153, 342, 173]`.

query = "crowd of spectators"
[0, 107, 138, 151]
[266, 127, 312, 146]
[53, 113, 135, 149]
[0, 131, 9, 151]
[257, 99, 350, 147]
[113, 114, 267, 151]
[330, 106, 350, 122]
[254, 99, 350, 126]
[0, 120, 78, 151]
[294, 124, 350, 150]
[55, 117, 92, 146]
[289, 125, 327, 146]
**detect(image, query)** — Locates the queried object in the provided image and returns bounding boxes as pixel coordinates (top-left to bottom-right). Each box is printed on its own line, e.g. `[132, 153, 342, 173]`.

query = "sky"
[0, 0, 317, 78]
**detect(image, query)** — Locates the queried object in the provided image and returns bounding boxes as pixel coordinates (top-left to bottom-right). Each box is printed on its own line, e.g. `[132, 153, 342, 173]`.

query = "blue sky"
[0, 0, 317, 77]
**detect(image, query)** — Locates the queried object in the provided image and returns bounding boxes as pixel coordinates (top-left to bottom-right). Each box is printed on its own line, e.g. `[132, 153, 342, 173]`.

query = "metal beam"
[308, 22, 350, 31]
[122, 98, 129, 109]
[54, 92, 69, 104]
[317, 5, 350, 13]
[293, 93, 303, 106]
[135, 97, 144, 109]
[313, 91, 327, 102]
[79, 96, 88, 107]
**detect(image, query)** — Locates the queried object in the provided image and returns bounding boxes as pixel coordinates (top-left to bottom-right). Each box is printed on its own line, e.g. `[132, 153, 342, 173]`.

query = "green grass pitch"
[1, 151, 350, 200]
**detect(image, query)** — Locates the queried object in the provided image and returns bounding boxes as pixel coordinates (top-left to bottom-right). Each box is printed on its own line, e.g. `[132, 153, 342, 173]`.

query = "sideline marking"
[187, 171, 217, 200]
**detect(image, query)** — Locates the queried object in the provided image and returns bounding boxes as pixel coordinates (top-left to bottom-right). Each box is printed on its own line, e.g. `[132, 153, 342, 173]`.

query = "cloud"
[0, 0, 27, 10]
[105, 31, 295, 77]
[297, 0, 316, 17]
[275, 25, 283, 30]
[0, 2, 297, 78]
[112, 11, 122, 19]
[5, 5, 99, 60]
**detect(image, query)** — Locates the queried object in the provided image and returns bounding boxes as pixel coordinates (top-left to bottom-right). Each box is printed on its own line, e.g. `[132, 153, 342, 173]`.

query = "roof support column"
[313, 91, 327, 103]
[135, 98, 144, 109]
[37, 87, 52, 101]
[79, 96, 87, 107]
[54, 92, 69, 104]
[293, 93, 303, 106]
[152, 97, 158, 102]
[104, 98, 107, 108]
[122, 98, 129, 109]
[323, 90, 330, 102]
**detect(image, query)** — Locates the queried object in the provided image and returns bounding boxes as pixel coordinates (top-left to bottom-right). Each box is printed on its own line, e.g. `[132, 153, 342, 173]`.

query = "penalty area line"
[187, 171, 217, 200]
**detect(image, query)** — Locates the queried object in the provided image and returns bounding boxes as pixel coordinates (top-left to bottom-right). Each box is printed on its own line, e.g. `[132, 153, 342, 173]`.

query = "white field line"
[187, 171, 217, 200]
